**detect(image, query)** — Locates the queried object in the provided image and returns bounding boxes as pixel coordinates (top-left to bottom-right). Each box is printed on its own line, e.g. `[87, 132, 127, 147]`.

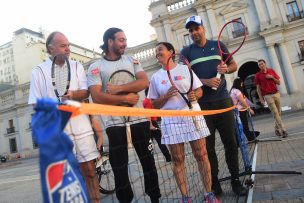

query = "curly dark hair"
[100, 27, 123, 55]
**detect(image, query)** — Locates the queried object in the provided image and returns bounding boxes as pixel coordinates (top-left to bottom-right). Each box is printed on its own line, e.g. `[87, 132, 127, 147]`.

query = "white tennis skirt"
[160, 103, 210, 145]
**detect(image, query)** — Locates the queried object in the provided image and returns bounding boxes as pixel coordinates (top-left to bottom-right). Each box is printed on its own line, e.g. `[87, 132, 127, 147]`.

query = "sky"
[0, 0, 156, 51]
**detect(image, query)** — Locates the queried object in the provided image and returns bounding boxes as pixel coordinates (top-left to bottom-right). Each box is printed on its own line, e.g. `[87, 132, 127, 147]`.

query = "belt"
[266, 91, 278, 95]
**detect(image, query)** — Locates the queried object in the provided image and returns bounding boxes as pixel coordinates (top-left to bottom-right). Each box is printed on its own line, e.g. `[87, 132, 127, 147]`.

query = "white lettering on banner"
[59, 181, 84, 203]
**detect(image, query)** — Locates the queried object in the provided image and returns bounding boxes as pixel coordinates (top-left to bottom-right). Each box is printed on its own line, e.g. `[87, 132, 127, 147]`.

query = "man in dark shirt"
[181, 15, 247, 196]
[255, 59, 288, 138]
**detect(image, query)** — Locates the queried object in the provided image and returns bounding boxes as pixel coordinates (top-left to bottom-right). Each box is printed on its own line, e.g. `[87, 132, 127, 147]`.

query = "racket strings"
[54, 63, 69, 97]
[110, 72, 134, 85]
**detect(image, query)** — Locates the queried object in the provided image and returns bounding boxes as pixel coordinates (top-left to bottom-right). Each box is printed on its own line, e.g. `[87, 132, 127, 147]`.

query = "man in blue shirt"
[181, 15, 247, 196]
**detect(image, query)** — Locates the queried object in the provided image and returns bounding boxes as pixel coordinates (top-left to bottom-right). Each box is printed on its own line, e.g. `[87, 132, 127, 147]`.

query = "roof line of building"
[14, 28, 43, 38]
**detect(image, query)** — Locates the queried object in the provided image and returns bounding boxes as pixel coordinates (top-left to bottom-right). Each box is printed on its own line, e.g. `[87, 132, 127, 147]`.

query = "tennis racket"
[108, 70, 136, 148]
[212, 19, 247, 90]
[166, 53, 202, 131]
[51, 54, 71, 102]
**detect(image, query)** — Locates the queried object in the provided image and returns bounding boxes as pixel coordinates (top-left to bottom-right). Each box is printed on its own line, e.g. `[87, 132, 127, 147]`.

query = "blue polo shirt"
[181, 40, 232, 103]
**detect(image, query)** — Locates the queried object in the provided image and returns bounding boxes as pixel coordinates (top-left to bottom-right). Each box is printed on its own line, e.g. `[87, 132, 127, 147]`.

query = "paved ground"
[0, 109, 303, 203]
[249, 110, 304, 202]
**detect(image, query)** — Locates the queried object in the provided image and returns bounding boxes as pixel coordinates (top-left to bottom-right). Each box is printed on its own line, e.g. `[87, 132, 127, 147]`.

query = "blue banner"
[32, 98, 89, 203]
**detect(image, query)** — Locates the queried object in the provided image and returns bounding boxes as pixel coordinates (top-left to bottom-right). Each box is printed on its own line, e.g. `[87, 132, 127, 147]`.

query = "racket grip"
[191, 101, 202, 131]
[212, 73, 221, 90]
[126, 123, 133, 148]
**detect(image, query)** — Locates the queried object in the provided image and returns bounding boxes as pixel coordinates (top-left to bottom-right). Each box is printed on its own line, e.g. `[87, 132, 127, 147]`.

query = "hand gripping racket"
[108, 70, 136, 148]
[51, 54, 71, 102]
[166, 53, 202, 131]
[213, 19, 247, 90]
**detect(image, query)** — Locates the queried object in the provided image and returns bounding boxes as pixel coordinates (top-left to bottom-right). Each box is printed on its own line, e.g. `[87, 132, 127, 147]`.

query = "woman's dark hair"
[156, 42, 175, 56]
[258, 59, 266, 64]
[231, 78, 244, 93]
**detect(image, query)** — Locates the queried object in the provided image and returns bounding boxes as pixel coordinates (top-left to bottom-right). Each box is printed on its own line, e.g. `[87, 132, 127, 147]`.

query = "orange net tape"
[58, 102, 236, 118]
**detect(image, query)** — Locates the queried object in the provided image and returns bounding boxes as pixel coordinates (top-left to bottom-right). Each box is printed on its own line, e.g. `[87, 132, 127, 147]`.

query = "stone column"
[253, 0, 268, 30]
[278, 1, 288, 23]
[265, 0, 280, 25]
[206, 6, 219, 39]
[155, 24, 166, 42]
[278, 43, 299, 93]
[267, 45, 287, 94]
[163, 21, 172, 42]
[300, 0, 304, 10]
[196, 8, 212, 38]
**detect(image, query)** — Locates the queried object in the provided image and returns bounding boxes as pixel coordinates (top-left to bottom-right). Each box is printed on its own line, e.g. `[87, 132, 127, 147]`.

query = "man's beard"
[114, 47, 125, 56]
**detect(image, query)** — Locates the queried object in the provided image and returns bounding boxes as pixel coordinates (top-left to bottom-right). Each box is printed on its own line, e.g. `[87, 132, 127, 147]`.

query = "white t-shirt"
[28, 58, 93, 140]
[147, 64, 202, 110]
[147, 64, 210, 144]
[230, 88, 244, 110]
[87, 55, 148, 128]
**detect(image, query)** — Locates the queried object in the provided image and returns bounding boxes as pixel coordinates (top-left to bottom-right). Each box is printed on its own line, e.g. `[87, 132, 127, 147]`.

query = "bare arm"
[237, 94, 249, 109]
[89, 85, 139, 106]
[63, 90, 89, 101]
[238, 95, 255, 115]
[107, 71, 149, 95]
[226, 59, 237, 74]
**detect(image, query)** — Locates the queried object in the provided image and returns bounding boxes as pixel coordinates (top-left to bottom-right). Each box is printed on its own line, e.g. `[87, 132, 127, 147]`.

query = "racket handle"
[126, 123, 133, 148]
[212, 73, 221, 90]
[190, 101, 202, 131]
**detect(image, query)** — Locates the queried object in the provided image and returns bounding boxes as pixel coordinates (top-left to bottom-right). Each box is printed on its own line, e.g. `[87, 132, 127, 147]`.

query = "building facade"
[1, 0, 304, 157]
[0, 83, 34, 159]
[0, 28, 100, 85]
[129, 0, 304, 108]
[0, 28, 101, 158]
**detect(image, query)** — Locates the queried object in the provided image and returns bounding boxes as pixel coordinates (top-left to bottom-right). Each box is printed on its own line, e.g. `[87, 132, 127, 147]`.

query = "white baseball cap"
[185, 15, 203, 29]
